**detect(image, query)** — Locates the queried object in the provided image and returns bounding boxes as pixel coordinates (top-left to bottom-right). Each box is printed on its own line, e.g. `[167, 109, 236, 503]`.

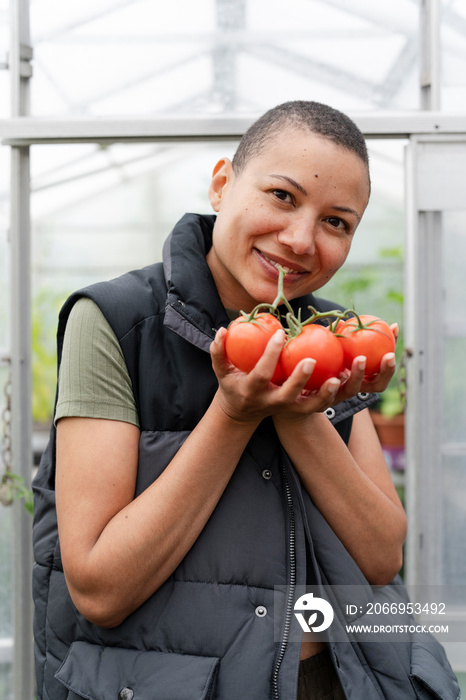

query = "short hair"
[232, 100, 369, 179]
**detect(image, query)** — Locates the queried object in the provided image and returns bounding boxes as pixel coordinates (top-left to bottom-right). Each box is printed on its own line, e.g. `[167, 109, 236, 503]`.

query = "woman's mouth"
[256, 249, 306, 276]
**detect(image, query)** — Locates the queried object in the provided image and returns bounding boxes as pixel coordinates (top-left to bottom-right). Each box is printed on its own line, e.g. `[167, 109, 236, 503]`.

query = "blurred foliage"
[32, 289, 67, 424]
[0, 473, 34, 514]
[0, 289, 65, 511]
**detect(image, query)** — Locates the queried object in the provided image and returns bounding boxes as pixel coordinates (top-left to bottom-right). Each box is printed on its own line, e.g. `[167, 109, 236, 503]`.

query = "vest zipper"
[272, 463, 296, 700]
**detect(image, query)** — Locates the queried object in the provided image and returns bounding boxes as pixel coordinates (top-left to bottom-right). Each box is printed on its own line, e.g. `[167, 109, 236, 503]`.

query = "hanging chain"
[0, 357, 34, 512]
[397, 346, 413, 412]
[0, 357, 14, 505]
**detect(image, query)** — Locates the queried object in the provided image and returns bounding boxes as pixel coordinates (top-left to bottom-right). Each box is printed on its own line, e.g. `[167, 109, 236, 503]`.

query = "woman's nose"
[277, 219, 316, 257]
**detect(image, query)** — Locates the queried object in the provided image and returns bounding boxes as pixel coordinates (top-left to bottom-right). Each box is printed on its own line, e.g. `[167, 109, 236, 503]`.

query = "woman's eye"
[272, 189, 293, 204]
[326, 217, 348, 231]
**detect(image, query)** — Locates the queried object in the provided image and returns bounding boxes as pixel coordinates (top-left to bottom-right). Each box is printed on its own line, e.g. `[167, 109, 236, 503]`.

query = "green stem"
[302, 306, 348, 329]
[238, 266, 294, 322]
[271, 266, 295, 316]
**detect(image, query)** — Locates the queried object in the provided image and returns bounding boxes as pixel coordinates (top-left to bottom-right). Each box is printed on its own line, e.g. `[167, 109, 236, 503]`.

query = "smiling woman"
[206, 129, 369, 312]
[32, 100, 459, 700]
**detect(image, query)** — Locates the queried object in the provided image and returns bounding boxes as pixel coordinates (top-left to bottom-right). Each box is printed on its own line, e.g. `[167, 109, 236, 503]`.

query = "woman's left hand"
[331, 351, 396, 404]
[331, 321, 398, 404]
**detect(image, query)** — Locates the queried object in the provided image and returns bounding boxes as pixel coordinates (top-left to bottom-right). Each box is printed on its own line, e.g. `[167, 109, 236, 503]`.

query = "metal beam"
[244, 42, 375, 103]
[420, 0, 441, 109]
[9, 0, 34, 696]
[9, 144, 34, 700]
[1, 112, 466, 145]
[373, 38, 418, 108]
[320, 0, 418, 37]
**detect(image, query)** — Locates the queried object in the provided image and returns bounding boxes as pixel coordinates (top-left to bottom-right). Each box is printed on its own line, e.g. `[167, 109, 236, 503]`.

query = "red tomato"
[224, 313, 284, 383]
[337, 314, 396, 375]
[280, 324, 344, 391]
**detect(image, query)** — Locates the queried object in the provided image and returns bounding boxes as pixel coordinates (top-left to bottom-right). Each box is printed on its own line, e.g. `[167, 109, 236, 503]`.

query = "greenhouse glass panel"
[31, 141, 236, 290]
[443, 455, 466, 593]
[30, 141, 238, 425]
[29, 0, 421, 118]
[441, 0, 466, 111]
[443, 212, 466, 444]
[0, 0, 8, 118]
[441, 211, 466, 597]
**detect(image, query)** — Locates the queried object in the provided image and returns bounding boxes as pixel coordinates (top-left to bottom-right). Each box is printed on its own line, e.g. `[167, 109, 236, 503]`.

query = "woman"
[33, 101, 458, 699]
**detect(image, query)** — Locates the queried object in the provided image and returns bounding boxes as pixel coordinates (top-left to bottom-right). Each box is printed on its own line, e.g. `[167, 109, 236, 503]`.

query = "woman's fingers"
[211, 325, 397, 415]
[334, 347, 397, 398]
[359, 351, 397, 394]
[210, 326, 233, 377]
[248, 329, 285, 385]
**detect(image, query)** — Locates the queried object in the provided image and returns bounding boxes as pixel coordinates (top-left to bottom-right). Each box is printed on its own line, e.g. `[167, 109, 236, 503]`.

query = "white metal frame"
[405, 134, 466, 584]
[404, 141, 444, 587]
[8, 0, 34, 697]
[405, 135, 466, 672]
[0, 111, 465, 144]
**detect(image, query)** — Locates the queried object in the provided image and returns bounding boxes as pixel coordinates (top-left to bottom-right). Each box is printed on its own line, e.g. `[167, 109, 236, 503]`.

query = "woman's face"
[206, 128, 370, 313]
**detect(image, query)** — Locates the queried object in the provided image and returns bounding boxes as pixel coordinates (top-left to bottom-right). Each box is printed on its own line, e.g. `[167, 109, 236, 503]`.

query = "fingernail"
[272, 329, 285, 343]
[327, 379, 340, 394]
[386, 353, 396, 368]
[356, 356, 366, 372]
[302, 359, 315, 374]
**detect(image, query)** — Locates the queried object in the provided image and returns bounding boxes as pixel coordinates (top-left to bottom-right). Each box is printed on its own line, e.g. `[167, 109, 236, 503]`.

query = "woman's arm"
[56, 328, 325, 627]
[56, 400, 259, 628]
[272, 407, 407, 584]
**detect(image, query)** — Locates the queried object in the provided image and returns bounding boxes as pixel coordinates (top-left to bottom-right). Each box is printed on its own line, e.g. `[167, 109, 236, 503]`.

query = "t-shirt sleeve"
[55, 297, 140, 428]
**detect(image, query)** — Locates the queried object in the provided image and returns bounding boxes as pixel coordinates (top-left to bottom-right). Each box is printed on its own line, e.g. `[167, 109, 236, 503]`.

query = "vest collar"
[163, 213, 230, 352]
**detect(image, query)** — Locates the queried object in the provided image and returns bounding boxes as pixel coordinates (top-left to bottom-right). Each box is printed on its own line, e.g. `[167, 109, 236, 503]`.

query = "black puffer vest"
[32, 214, 459, 700]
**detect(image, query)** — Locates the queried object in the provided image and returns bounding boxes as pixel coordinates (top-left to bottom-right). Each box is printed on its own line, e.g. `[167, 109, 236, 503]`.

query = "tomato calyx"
[284, 306, 346, 343]
[236, 306, 280, 327]
[330, 310, 393, 339]
[280, 313, 345, 392]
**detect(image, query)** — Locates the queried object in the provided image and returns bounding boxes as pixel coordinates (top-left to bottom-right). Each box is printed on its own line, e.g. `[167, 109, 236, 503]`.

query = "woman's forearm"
[273, 409, 407, 584]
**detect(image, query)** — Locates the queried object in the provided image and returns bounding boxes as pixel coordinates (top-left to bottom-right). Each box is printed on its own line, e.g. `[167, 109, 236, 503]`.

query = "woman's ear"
[208, 158, 234, 212]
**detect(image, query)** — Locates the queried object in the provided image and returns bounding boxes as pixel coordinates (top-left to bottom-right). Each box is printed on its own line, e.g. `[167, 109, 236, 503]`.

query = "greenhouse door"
[405, 136, 466, 669]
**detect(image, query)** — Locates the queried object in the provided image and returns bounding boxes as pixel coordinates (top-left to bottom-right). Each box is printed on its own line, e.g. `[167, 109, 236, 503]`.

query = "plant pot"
[370, 410, 406, 473]
[370, 411, 405, 448]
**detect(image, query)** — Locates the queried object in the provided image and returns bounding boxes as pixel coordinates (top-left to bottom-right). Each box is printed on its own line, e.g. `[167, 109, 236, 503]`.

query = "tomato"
[280, 324, 344, 391]
[224, 312, 284, 383]
[337, 314, 396, 375]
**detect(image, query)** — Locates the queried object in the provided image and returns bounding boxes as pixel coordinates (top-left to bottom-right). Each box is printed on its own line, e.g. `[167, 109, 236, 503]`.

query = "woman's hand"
[211, 320, 398, 422]
[210, 327, 341, 423]
[331, 321, 398, 404]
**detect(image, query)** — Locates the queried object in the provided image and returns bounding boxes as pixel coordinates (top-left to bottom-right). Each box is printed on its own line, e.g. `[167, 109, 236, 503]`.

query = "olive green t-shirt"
[55, 297, 139, 428]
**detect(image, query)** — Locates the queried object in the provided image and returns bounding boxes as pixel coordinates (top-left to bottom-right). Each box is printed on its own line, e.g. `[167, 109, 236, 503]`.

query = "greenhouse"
[1, 0, 466, 697]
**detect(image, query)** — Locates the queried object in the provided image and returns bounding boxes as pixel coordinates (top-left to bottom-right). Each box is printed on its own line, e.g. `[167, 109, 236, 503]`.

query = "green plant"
[32, 289, 67, 424]
[0, 472, 34, 514]
[376, 246, 405, 417]
[0, 288, 67, 513]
